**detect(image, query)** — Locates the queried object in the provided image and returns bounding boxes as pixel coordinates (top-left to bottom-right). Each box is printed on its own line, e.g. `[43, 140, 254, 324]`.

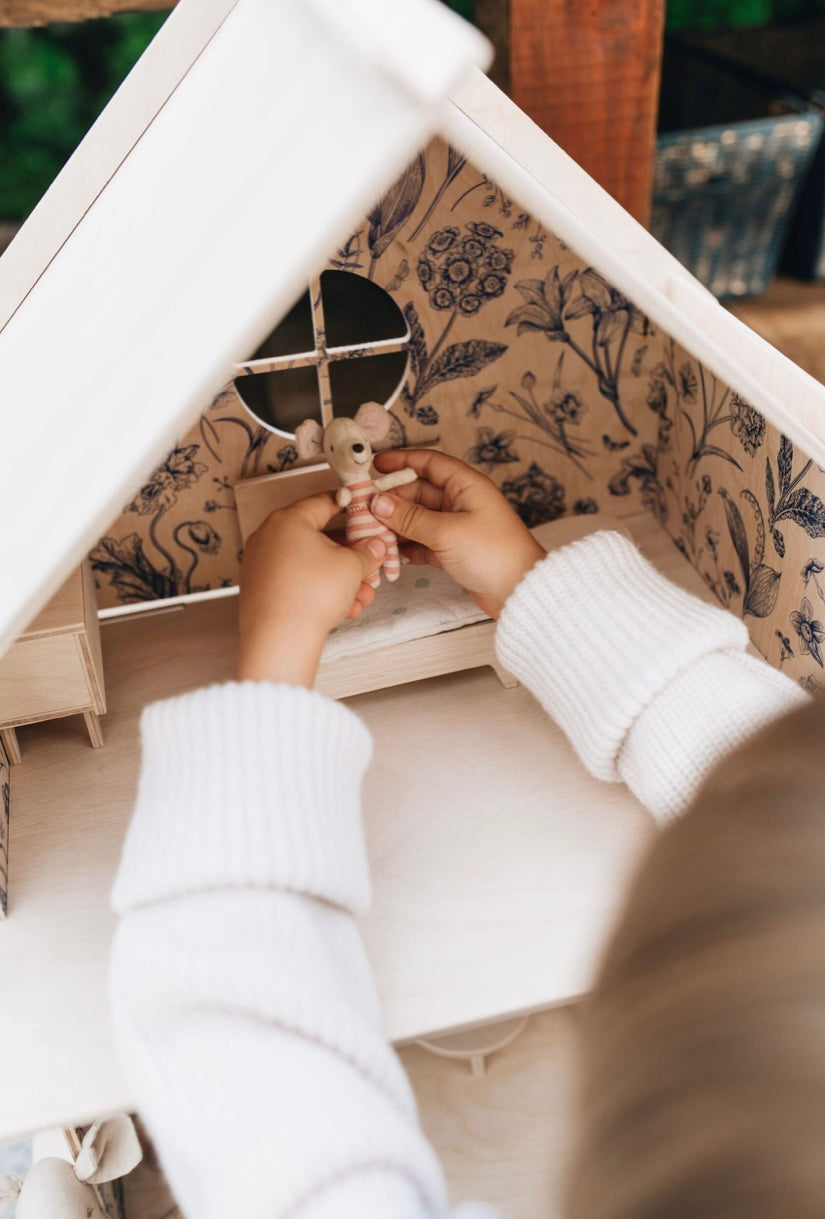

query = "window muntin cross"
[233, 271, 409, 438]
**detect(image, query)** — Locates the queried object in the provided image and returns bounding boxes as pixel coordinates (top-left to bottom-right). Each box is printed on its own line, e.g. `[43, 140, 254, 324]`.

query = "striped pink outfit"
[344, 478, 401, 586]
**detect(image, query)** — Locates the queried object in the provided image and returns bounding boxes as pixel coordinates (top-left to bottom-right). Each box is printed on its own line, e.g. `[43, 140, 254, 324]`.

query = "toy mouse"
[295, 401, 416, 587]
[0, 1114, 142, 1219]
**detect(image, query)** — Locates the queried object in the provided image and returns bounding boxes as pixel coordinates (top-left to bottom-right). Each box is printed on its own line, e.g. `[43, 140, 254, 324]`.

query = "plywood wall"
[90, 136, 825, 692]
[0, 742, 9, 918]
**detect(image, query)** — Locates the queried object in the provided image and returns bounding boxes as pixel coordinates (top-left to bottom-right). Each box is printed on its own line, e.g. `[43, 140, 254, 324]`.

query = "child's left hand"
[236, 493, 385, 687]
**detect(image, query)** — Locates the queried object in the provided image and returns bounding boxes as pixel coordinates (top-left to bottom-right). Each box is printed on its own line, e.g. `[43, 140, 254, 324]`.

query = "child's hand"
[371, 450, 546, 619]
[236, 494, 385, 686]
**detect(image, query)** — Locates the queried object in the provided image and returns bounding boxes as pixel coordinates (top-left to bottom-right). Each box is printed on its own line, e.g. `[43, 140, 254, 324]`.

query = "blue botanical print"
[467, 354, 595, 476]
[790, 597, 825, 667]
[409, 145, 465, 242]
[766, 436, 825, 559]
[802, 558, 825, 604]
[127, 444, 206, 515]
[401, 221, 513, 424]
[652, 342, 743, 474]
[90, 444, 222, 603]
[367, 153, 426, 279]
[573, 497, 599, 514]
[200, 396, 278, 481]
[719, 488, 781, 618]
[506, 266, 647, 435]
[384, 260, 410, 292]
[609, 445, 667, 523]
[776, 629, 794, 665]
[465, 428, 520, 470]
[501, 462, 566, 528]
[702, 520, 743, 609]
[273, 444, 298, 472]
[450, 173, 547, 259]
[451, 172, 513, 222]
[329, 231, 365, 272]
[729, 392, 765, 457]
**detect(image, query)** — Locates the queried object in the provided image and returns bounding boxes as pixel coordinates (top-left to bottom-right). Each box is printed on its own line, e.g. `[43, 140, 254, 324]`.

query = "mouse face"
[322, 416, 374, 481]
[294, 401, 392, 477]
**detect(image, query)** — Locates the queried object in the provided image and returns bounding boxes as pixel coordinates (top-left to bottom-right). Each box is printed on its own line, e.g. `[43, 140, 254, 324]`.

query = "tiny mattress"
[322, 563, 489, 662]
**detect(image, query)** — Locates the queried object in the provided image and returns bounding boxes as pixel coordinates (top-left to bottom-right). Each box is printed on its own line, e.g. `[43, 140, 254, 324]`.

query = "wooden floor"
[122, 1006, 578, 1219]
[730, 278, 825, 386]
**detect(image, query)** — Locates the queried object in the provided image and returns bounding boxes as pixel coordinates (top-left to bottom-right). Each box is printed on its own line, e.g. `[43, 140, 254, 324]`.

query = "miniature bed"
[3, 0, 825, 1146]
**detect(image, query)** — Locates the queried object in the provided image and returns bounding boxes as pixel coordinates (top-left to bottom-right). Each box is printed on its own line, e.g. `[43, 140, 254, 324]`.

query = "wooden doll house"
[3, 0, 825, 1150]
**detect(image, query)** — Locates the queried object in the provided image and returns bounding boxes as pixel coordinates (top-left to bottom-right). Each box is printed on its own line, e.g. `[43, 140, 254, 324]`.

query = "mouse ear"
[74, 1115, 142, 1185]
[353, 401, 391, 443]
[295, 419, 325, 459]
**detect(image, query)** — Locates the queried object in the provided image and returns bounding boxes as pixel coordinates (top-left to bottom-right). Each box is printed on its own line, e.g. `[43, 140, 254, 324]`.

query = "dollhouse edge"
[3, 1, 825, 657]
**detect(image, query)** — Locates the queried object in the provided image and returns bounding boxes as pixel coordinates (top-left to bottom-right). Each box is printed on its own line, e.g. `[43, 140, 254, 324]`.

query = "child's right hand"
[371, 449, 546, 619]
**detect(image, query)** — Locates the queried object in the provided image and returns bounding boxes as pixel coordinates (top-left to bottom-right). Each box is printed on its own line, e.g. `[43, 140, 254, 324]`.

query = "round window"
[234, 271, 409, 437]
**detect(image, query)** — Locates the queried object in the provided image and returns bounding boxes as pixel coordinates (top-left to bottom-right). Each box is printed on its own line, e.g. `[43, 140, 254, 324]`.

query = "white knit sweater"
[110, 532, 806, 1219]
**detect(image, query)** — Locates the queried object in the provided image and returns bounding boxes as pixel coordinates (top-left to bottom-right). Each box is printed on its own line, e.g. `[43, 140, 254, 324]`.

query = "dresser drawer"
[0, 634, 91, 725]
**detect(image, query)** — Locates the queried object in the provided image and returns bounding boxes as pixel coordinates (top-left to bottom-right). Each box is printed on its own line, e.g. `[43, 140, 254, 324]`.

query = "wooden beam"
[475, 0, 509, 93]
[509, 0, 664, 225]
[0, 0, 173, 26]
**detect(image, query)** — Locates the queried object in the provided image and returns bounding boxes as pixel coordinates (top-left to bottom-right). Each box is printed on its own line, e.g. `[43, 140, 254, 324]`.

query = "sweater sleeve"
[109, 682, 463, 1219]
[496, 531, 809, 822]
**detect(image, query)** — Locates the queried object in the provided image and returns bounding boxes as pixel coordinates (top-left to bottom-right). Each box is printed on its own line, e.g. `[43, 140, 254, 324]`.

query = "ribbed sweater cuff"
[495, 531, 749, 782]
[111, 682, 373, 916]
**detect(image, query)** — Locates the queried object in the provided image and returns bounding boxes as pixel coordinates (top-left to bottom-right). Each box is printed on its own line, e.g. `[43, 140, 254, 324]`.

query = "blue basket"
[651, 110, 823, 299]
[667, 22, 825, 282]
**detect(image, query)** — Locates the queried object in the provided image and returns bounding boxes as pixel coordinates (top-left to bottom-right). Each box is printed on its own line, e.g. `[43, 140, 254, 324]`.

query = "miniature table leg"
[83, 711, 104, 749]
[492, 662, 519, 690]
[0, 727, 21, 766]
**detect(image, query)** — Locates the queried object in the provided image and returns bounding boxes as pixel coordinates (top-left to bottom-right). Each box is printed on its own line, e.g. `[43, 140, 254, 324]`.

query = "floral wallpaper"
[0, 743, 9, 918]
[610, 337, 825, 693]
[90, 137, 825, 691]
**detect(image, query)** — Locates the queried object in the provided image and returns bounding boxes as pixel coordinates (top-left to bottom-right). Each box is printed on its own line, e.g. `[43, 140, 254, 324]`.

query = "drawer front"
[0, 634, 90, 724]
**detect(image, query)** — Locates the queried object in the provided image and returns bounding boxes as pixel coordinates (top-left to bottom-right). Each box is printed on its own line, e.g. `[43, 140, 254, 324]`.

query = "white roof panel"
[0, 0, 489, 651]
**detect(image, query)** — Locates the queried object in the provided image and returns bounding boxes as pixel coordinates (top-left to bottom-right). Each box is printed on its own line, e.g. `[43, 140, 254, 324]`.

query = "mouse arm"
[372, 468, 417, 494]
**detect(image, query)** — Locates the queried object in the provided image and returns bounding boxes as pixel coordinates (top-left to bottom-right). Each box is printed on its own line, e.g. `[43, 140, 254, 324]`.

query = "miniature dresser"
[0, 562, 105, 766]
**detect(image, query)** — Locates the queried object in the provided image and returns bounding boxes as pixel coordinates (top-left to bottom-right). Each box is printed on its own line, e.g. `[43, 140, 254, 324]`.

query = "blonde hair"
[565, 698, 825, 1219]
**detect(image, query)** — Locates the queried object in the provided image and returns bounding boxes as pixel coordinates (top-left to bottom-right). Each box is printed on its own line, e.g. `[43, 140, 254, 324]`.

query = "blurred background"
[3, 0, 825, 316]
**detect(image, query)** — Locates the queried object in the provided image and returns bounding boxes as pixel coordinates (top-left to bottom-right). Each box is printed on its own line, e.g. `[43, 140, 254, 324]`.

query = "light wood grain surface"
[17, 568, 85, 641]
[0, 565, 106, 731]
[402, 1005, 579, 1218]
[0, 512, 710, 1139]
[0, 0, 173, 24]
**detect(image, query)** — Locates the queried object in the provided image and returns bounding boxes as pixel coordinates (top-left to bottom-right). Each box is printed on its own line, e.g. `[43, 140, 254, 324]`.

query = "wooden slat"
[0, 0, 173, 25]
[474, 0, 508, 93]
[509, 0, 664, 225]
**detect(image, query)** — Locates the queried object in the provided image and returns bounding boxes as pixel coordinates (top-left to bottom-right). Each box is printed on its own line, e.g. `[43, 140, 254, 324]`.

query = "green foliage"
[440, 0, 474, 20]
[0, 11, 168, 222]
[667, 0, 825, 29]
